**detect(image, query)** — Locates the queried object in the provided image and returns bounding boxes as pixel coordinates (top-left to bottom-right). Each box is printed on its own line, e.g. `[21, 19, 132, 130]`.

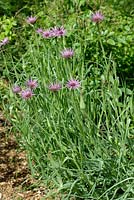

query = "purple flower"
[26, 16, 37, 24]
[51, 26, 66, 37]
[91, 11, 104, 23]
[36, 28, 43, 34]
[40, 26, 66, 39]
[21, 89, 34, 99]
[26, 79, 38, 89]
[61, 48, 74, 58]
[42, 30, 53, 38]
[12, 85, 22, 94]
[48, 83, 62, 92]
[0, 37, 9, 47]
[66, 79, 80, 89]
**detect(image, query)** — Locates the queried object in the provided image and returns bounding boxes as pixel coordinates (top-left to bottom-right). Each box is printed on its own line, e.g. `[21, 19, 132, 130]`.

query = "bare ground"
[0, 111, 47, 200]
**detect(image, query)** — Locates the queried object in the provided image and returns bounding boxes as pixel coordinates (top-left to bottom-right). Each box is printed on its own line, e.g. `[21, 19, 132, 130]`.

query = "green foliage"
[0, 79, 8, 109]
[4, 34, 134, 199]
[0, 15, 17, 39]
[0, 0, 46, 16]
[1, 1, 134, 198]
[107, 0, 134, 16]
[1, 0, 134, 85]
[84, 8, 134, 80]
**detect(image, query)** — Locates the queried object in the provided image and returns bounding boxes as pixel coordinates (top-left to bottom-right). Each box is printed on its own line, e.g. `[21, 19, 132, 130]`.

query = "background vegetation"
[1, 0, 134, 83]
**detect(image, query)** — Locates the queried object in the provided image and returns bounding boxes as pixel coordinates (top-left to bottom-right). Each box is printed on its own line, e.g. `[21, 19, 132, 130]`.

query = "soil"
[0, 111, 46, 200]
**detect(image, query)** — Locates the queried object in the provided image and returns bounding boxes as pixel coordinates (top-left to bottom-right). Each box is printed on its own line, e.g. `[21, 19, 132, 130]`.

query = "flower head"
[26, 16, 37, 24]
[48, 83, 62, 92]
[36, 28, 43, 34]
[66, 79, 80, 89]
[91, 11, 104, 23]
[61, 48, 74, 58]
[51, 26, 66, 37]
[12, 85, 22, 94]
[21, 89, 34, 99]
[26, 79, 38, 89]
[41, 26, 66, 39]
[42, 30, 53, 38]
[0, 37, 9, 47]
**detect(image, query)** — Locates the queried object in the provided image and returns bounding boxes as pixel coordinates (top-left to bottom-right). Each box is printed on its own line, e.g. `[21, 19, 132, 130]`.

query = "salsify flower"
[0, 37, 9, 47]
[26, 79, 38, 89]
[26, 16, 37, 24]
[36, 28, 43, 34]
[42, 30, 53, 38]
[51, 26, 66, 37]
[48, 83, 62, 92]
[12, 85, 22, 94]
[41, 26, 66, 39]
[21, 89, 34, 99]
[61, 48, 74, 58]
[91, 11, 104, 23]
[66, 79, 80, 89]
